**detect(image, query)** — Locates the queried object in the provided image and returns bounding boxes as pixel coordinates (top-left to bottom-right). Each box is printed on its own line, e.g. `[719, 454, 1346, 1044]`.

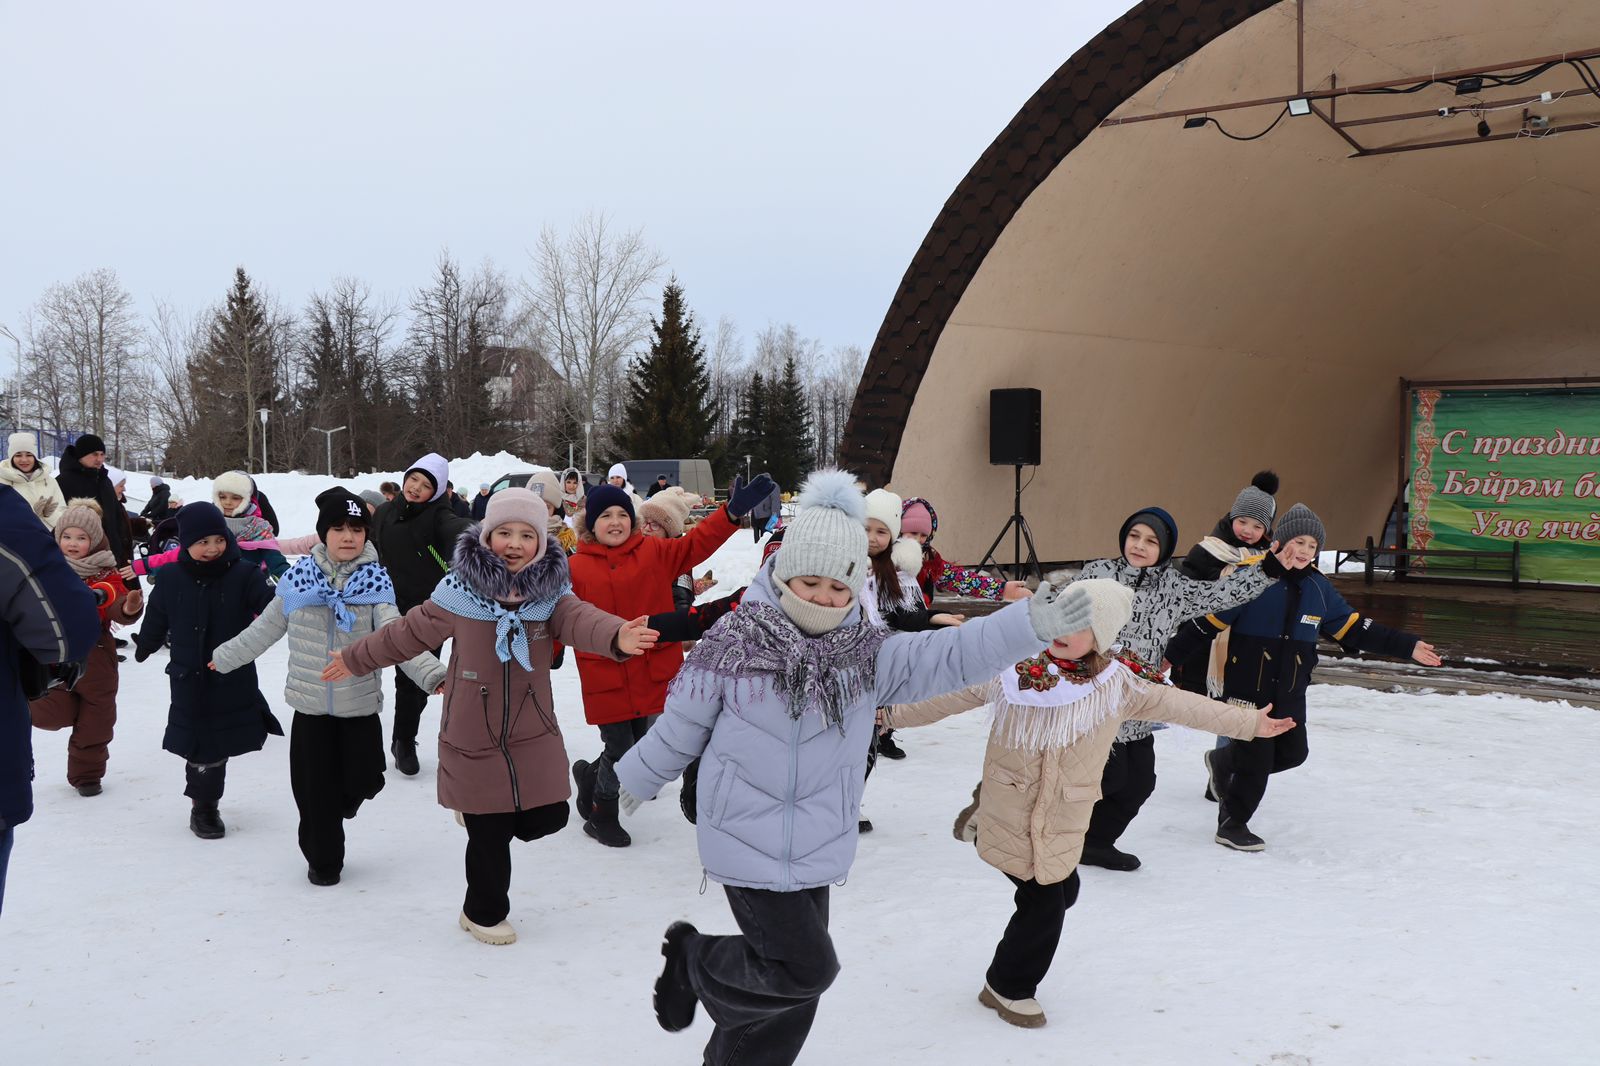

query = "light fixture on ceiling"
[1287, 98, 1312, 117]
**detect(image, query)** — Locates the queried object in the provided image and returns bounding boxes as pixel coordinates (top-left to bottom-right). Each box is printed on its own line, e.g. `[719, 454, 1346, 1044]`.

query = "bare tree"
[812, 343, 866, 467]
[403, 252, 513, 460]
[708, 314, 743, 442]
[520, 212, 665, 467]
[27, 269, 143, 447]
[144, 300, 207, 469]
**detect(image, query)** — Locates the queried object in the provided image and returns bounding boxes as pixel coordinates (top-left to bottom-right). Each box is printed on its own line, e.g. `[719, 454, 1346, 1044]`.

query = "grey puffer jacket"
[212, 543, 443, 717]
[1076, 557, 1274, 742]
[616, 560, 1049, 892]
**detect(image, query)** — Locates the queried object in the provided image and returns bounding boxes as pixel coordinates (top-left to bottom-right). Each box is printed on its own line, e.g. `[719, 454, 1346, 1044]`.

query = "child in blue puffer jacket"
[615, 469, 1100, 1066]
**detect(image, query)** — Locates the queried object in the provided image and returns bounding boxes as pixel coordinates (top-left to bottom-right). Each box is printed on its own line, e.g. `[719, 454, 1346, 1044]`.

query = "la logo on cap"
[346, 500, 362, 516]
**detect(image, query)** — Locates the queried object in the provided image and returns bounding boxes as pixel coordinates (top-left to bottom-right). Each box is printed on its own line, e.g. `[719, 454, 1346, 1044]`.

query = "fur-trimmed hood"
[451, 527, 569, 604]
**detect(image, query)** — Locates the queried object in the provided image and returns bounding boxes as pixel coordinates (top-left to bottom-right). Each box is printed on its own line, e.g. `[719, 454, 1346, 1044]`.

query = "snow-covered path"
[5, 531, 1595, 1065]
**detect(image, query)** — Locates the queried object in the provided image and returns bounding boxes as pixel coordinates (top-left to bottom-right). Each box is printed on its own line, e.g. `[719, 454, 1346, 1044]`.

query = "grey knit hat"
[1273, 503, 1325, 551]
[772, 469, 869, 599]
[1229, 470, 1279, 530]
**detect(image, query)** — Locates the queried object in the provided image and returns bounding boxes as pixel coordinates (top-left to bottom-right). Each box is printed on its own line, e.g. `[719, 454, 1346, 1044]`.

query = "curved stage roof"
[841, 0, 1600, 565]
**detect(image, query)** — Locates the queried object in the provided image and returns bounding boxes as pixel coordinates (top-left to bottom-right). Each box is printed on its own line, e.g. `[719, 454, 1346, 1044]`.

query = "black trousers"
[392, 643, 444, 745]
[985, 870, 1081, 1001]
[184, 758, 228, 804]
[1085, 734, 1157, 847]
[686, 885, 839, 1066]
[594, 715, 655, 801]
[1213, 722, 1310, 825]
[461, 803, 570, 926]
[290, 712, 386, 876]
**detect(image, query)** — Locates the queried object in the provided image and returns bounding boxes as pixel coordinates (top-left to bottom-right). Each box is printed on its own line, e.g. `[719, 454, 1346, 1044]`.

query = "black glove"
[134, 646, 153, 663]
[726, 473, 777, 519]
[1261, 550, 1288, 578]
[551, 646, 565, 671]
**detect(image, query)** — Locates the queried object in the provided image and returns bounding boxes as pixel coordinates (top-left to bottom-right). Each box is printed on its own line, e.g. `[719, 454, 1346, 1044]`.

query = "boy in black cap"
[134, 503, 282, 839]
[1167, 502, 1442, 852]
[212, 488, 443, 883]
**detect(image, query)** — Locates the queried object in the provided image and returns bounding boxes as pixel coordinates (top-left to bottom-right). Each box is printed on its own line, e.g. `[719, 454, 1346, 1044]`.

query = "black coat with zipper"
[370, 494, 473, 611]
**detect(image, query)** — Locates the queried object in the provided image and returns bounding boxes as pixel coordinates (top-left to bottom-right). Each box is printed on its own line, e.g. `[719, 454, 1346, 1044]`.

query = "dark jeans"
[290, 712, 386, 876]
[686, 885, 840, 1066]
[0, 825, 12, 916]
[184, 758, 228, 805]
[594, 715, 655, 801]
[462, 803, 570, 926]
[1085, 734, 1156, 847]
[985, 870, 1081, 1000]
[392, 643, 444, 745]
[1213, 722, 1310, 825]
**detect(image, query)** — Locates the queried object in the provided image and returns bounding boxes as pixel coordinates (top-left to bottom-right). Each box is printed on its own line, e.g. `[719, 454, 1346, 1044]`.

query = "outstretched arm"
[614, 683, 723, 801]
[882, 683, 989, 730]
[212, 602, 289, 673]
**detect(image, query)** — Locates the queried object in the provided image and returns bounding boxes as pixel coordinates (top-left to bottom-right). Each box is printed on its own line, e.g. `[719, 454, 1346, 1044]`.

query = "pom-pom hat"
[56, 497, 106, 549]
[772, 469, 870, 599]
[1229, 470, 1279, 530]
[640, 487, 696, 537]
[863, 488, 904, 540]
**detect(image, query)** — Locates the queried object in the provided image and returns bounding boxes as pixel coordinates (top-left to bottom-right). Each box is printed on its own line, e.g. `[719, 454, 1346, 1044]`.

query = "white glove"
[1026, 580, 1093, 642]
[619, 788, 643, 817]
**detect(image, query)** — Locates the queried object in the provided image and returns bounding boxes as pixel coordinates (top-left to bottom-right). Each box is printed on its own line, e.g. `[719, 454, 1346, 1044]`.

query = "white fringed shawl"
[986, 655, 1137, 753]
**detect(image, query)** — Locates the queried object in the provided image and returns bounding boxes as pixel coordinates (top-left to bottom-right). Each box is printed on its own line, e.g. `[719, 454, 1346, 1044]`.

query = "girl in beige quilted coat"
[881, 579, 1295, 1030]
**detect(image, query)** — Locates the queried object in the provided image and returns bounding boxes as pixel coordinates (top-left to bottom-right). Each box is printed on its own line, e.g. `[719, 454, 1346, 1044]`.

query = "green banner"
[1410, 387, 1600, 585]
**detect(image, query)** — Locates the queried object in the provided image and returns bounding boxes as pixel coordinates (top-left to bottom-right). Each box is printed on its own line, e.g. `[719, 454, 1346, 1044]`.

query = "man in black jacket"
[369, 453, 472, 774]
[141, 476, 174, 520]
[56, 434, 134, 572]
[1, 483, 100, 912]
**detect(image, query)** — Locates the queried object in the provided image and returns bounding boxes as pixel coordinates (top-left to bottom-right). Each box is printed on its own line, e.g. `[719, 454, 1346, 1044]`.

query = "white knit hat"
[607, 463, 628, 481]
[640, 486, 696, 537]
[1074, 578, 1135, 653]
[863, 488, 903, 540]
[7, 431, 38, 460]
[772, 470, 869, 599]
[213, 470, 255, 515]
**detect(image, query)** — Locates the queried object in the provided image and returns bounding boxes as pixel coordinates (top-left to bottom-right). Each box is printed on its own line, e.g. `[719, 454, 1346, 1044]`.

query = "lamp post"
[310, 425, 347, 477]
[744, 454, 751, 483]
[583, 422, 593, 474]
[258, 408, 269, 473]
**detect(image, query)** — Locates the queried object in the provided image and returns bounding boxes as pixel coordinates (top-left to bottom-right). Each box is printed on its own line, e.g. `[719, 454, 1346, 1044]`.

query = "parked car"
[619, 458, 716, 499]
[488, 468, 590, 495]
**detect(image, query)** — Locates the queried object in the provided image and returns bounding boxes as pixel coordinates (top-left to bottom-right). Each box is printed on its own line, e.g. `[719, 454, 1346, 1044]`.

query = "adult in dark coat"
[140, 477, 173, 520]
[55, 434, 134, 569]
[0, 484, 100, 911]
[369, 453, 472, 772]
[134, 504, 283, 837]
[471, 483, 491, 522]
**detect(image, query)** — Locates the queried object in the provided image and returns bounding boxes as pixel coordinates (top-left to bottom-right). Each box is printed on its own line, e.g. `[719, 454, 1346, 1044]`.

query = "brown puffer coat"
[340, 540, 626, 815]
[886, 669, 1259, 885]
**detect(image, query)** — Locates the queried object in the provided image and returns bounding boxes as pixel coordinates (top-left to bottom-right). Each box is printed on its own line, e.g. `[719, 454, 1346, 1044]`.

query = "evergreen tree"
[180, 267, 279, 472]
[731, 371, 768, 483]
[764, 356, 815, 492]
[618, 280, 718, 459]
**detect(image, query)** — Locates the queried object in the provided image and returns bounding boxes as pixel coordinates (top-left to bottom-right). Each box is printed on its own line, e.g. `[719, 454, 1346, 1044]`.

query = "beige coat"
[886, 670, 1259, 885]
[0, 457, 66, 529]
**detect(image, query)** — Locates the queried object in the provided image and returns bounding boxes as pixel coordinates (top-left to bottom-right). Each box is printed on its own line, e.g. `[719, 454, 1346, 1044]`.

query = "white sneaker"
[453, 810, 466, 828]
[459, 911, 516, 945]
[979, 982, 1046, 1028]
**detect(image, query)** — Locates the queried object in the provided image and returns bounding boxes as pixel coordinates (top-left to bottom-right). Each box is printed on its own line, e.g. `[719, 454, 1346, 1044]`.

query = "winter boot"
[876, 729, 907, 760]
[1215, 819, 1265, 852]
[979, 982, 1047, 1028]
[679, 757, 700, 825]
[1202, 749, 1222, 803]
[76, 781, 103, 797]
[391, 737, 420, 777]
[654, 921, 700, 1032]
[1078, 840, 1141, 871]
[572, 758, 596, 820]
[459, 911, 517, 945]
[307, 866, 341, 887]
[952, 782, 981, 843]
[584, 796, 632, 847]
[189, 804, 226, 840]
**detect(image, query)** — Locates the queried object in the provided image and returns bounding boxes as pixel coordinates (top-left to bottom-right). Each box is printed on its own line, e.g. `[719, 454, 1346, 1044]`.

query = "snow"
[7, 509, 1598, 1064]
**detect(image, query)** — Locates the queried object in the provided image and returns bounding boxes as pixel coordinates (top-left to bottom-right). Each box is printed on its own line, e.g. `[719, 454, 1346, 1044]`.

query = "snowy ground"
[6, 515, 1598, 1064]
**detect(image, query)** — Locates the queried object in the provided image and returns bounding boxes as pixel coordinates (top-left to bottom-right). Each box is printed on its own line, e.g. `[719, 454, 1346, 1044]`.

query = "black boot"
[1202, 749, 1222, 803]
[876, 729, 907, 760]
[1215, 819, 1265, 852]
[584, 796, 632, 847]
[307, 866, 341, 887]
[190, 804, 226, 840]
[572, 759, 596, 819]
[1079, 840, 1141, 871]
[391, 737, 420, 776]
[679, 757, 699, 825]
[654, 921, 699, 1032]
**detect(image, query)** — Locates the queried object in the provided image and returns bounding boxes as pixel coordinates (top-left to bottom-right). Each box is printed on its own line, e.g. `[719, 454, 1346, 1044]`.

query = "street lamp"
[583, 422, 593, 474]
[744, 454, 751, 483]
[258, 408, 270, 473]
[310, 425, 347, 477]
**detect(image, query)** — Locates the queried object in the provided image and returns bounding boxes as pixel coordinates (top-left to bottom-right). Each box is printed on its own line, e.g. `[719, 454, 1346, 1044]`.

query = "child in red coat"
[568, 474, 775, 847]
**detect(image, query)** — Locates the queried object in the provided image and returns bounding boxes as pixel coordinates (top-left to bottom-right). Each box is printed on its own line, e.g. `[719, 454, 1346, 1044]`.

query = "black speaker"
[989, 388, 1041, 466]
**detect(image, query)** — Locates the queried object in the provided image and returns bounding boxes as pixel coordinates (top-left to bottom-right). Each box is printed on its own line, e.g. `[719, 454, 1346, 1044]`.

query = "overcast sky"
[0, 1, 1128, 358]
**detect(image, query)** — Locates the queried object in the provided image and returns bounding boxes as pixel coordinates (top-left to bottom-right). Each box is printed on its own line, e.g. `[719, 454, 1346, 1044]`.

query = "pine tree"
[180, 267, 278, 472]
[764, 356, 815, 492]
[618, 280, 718, 459]
[731, 372, 768, 483]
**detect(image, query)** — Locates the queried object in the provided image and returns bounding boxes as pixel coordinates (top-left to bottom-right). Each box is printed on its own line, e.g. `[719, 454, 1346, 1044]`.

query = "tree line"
[1, 212, 864, 491]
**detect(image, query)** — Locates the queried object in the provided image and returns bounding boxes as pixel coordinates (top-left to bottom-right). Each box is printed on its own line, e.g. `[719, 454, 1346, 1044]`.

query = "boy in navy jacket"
[1166, 503, 1441, 852]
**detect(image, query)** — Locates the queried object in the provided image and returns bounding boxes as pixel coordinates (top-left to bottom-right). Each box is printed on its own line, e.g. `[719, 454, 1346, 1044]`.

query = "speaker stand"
[978, 464, 1042, 584]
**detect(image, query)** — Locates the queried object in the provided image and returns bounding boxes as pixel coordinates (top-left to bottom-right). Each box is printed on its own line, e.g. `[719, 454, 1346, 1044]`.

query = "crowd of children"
[9, 438, 1448, 1065]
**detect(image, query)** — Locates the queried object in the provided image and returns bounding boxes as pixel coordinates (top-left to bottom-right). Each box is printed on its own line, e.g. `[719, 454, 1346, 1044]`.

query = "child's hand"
[118, 565, 137, 582]
[1255, 704, 1296, 737]
[207, 661, 216, 671]
[931, 612, 965, 626]
[1001, 581, 1032, 601]
[1411, 641, 1443, 667]
[434, 682, 446, 695]
[618, 616, 660, 656]
[322, 651, 354, 682]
